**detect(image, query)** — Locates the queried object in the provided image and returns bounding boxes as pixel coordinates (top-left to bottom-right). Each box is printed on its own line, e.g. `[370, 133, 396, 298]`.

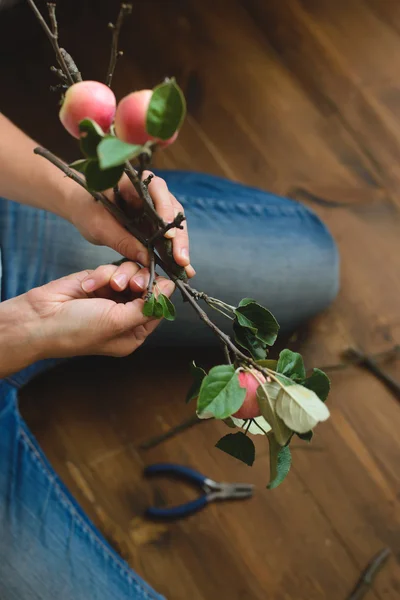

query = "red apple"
[232, 370, 266, 419]
[59, 80, 116, 138]
[114, 89, 178, 146]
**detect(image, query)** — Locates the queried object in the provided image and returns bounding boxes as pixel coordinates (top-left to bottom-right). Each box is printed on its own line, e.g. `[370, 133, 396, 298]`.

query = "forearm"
[0, 113, 77, 221]
[0, 294, 42, 379]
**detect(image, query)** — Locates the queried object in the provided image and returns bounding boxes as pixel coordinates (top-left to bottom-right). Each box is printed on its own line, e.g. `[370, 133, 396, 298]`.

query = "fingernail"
[113, 274, 128, 289]
[82, 279, 96, 292]
[186, 265, 196, 278]
[133, 276, 145, 289]
[159, 279, 175, 296]
[137, 252, 147, 266]
[180, 248, 189, 263]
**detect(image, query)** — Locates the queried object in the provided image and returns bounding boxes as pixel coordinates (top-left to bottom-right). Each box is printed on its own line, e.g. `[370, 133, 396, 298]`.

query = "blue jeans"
[0, 171, 339, 599]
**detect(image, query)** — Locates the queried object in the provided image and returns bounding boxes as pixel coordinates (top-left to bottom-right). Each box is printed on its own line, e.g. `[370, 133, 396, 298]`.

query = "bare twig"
[319, 345, 400, 373]
[105, 3, 132, 86]
[139, 415, 203, 450]
[223, 344, 232, 365]
[47, 3, 58, 37]
[346, 548, 391, 600]
[27, 0, 74, 86]
[124, 162, 165, 227]
[148, 212, 185, 244]
[343, 348, 400, 399]
[146, 247, 156, 298]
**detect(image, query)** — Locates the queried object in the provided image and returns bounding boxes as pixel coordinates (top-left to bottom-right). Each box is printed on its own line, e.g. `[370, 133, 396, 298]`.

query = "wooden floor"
[1, 0, 400, 598]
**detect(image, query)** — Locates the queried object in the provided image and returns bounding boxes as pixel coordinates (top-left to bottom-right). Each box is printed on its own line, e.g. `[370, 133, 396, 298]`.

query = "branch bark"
[105, 3, 132, 86]
[27, 0, 74, 86]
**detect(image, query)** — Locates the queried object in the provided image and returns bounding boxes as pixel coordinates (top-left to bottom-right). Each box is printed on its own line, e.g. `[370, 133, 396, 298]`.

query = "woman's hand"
[0, 261, 174, 378]
[69, 171, 195, 277]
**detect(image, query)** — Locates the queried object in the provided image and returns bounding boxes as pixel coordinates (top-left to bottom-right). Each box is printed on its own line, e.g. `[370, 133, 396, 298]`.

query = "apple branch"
[27, 0, 74, 86]
[105, 3, 132, 86]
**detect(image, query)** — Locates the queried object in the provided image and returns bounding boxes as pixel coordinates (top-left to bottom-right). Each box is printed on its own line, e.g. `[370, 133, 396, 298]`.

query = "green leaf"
[84, 159, 124, 192]
[69, 158, 90, 172]
[303, 368, 330, 402]
[79, 118, 105, 158]
[267, 435, 292, 489]
[275, 383, 330, 434]
[238, 298, 256, 307]
[143, 293, 155, 317]
[216, 432, 255, 466]
[197, 365, 246, 420]
[146, 78, 186, 140]
[256, 359, 278, 370]
[97, 136, 143, 169]
[154, 300, 164, 319]
[233, 321, 268, 360]
[157, 293, 176, 321]
[185, 361, 206, 403]
[276, 349, 306, 382]
[234, 301, 279, 346]
[257, 383, 292, 446]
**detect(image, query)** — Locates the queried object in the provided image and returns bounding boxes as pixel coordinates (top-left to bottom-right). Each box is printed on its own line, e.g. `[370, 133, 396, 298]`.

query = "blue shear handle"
[144, 463, 206, 486]
[146, 496, 208, 519]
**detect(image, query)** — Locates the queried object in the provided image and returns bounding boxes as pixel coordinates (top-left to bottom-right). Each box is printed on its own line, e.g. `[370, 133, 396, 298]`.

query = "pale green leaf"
[267, 435, 292, 489]
[146, 78, 186, 140]
[153, 300, 164, 319]
[197, 365, 246, 420]
[216, 432, 255, 466]
[275, 383, 330, 434]
[98, 136, 143, 169]
[231, 416, 271, 435]
[257, 383, 292, 446]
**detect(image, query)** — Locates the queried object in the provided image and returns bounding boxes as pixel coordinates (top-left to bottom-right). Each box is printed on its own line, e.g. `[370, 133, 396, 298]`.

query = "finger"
[185, 264, 196, 278]
[144, 171, 175, 232]
[169, 197, 190, 266]
[109, 261, 142, 292]
[154, 277, 176, 298]
[81, 263, 139, 294]
[129, 267, 150, 293]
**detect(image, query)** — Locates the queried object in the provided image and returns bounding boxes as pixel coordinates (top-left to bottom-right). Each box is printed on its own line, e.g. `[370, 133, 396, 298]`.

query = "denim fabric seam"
[18, 426, 159, 600]
[174, 194, 313, 215]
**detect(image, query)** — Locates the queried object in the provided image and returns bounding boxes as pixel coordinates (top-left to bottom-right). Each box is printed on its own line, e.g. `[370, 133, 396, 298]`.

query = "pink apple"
[59, 80, 116, 138]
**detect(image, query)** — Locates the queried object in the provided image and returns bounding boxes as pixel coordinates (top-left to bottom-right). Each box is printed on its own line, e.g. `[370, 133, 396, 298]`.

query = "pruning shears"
[144, 463, 254, 519]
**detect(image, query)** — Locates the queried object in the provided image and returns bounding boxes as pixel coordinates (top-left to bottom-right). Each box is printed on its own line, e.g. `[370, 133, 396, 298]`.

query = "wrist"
[0, 294, 44, 378]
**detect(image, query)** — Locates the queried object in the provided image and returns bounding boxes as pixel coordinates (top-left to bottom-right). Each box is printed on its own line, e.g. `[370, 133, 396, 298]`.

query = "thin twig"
[139, 415, 203, 450]
[47, 3, 58, 37]
[223, 344, 232, 365]
[343, 348, 400, 399]
[146, 247, 156, 298]
[319, 345, 400, 373]
[124, 162, 165, 227]
[346, 548, 391, 600]
[148, 212, 185, 244]
[27, 0, 74, 86]
[105, 3, 132, 86]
